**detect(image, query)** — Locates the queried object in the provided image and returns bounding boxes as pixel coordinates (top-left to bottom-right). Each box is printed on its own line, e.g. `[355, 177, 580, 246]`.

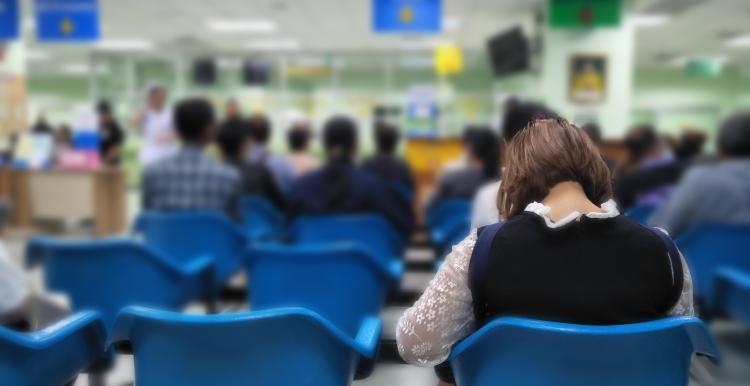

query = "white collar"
[524, 199, 620, 229]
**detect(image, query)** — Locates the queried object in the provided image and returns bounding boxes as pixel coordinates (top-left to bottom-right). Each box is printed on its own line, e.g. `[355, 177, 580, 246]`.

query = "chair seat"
[449, 316, 721, 386]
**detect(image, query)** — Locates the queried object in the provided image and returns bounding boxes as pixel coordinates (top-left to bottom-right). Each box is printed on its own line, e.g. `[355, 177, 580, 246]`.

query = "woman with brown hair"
[397, 118, 694, 384]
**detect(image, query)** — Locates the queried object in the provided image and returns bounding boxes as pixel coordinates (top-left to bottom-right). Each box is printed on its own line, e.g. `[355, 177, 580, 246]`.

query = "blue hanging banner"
[35, 0, 100, 42]
[0, 0, 20, 41]
[373, 0, 442, 34]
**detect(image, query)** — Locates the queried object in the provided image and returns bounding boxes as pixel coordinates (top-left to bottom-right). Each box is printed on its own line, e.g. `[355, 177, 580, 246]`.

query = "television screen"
[486, 27, 530, 77]
[242, 60, 270, 85]
[192, 58, 217, 85]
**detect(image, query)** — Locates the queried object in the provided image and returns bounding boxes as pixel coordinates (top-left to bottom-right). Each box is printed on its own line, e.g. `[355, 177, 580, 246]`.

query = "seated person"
[398, 119, 693, 385]
[247, 114, 295, 194]
[0, 200, 67, 330]
[581, 122, 616, 171]
[362, 122, 414, 195]
[287, 116, 414, 236]
[650, 112, 750, 236]
[141, 98, 243, 222]
[217, 119, 285, 210]
[471, 101, 556, 229]
[426, 127, 500, 213]
[286, 122, 320, 177]
[613, 125, 688, 209]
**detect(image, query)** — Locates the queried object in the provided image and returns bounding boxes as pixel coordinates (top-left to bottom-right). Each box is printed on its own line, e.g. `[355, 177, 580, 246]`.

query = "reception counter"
[0, 168, 127, 236]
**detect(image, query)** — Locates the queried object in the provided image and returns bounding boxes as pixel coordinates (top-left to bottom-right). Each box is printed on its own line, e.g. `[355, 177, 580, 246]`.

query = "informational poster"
[569, 54, 607, 104]
[35, 0, 100, 42]
[405, 85, 439, 138]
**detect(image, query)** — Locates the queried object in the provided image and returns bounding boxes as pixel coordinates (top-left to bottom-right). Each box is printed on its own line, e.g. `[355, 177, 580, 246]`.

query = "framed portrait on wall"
[569, 54, 607, 104]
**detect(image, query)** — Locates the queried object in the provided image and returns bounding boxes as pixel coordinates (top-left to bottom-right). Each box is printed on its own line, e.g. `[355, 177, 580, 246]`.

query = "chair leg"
[89, 372, 106, 386]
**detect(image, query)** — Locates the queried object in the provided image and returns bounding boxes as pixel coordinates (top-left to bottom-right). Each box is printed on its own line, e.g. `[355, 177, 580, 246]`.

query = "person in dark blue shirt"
[287, 116, 415, 236]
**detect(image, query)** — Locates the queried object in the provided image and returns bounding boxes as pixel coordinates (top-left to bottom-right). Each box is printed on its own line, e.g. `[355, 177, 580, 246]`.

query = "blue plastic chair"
[242, 196, 284, 241]
[26, 237, 213, 329]
[675, 224, 750, 312]
[134, 212, 248, 288]
[714, 267, 750, 324]
[449, 317, 721, 386]
[246, 244, 402, 337]
[110, 306, 381, 386]
[426, 199, 471, 230]
[432, 216, 471, 256]
[289, 215, 405, 264]
[0, 311, 107, 386]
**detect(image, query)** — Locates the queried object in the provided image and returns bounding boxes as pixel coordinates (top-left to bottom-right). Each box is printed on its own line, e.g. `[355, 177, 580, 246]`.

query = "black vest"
[468, 213, 684, 327]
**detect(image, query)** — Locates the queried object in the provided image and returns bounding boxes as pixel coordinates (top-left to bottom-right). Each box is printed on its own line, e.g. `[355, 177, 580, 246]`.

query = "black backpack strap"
[468, 222, 506, 292]
[645, 227, 685, 307]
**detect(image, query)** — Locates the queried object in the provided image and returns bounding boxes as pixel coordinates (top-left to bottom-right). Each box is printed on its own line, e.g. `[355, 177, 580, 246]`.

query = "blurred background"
[1, 0, 750, 385]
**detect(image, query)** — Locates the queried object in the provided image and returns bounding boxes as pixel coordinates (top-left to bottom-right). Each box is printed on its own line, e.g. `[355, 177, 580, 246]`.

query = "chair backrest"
[675, 224, 750, 310]
[427, 199, 471, 230]
[246, 244, 401, 337]
[110, 307, 372, 386]
[0, 311, 107, 386]
[433, 216, 471, 256]
[134, 211, 247, 285]
[26, 237, 204, 329]
[289, 215, 404, 264]
[625, 204, 657, 225]
[241, 196, 284, 241]
[449, 317, 721, 386]
[714, 267, 750, 324]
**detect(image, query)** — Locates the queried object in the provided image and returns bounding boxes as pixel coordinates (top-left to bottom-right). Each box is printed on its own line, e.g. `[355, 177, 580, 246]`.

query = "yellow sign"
[434, 43, 464, 76]
[60, 18, 75, 35]
[399, 5, 414, 24]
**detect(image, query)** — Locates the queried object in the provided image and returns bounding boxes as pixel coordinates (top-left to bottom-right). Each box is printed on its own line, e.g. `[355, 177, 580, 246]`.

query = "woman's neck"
[541, 181, 603, 222]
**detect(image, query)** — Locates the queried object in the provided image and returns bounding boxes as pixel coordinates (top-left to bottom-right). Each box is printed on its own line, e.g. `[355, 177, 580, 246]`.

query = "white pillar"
[541, 14, 635, 138]
[0, 42, 27, 136]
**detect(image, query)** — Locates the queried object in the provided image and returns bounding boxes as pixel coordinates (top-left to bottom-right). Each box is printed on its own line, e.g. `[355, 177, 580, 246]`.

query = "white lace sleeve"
[396, 230, 478, 366]
[668, 251, 695, 316]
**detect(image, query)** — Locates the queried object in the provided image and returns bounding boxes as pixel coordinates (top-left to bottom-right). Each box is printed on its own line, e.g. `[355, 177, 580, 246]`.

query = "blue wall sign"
[35, 0, 100, 42]
[373, 0, 442, 34]
[0, 0, 20, 41]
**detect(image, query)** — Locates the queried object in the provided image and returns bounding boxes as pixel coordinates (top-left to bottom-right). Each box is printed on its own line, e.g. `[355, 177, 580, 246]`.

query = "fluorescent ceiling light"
[95, 39, 155, 51]
[633, 14, 670, 28]
[399, 38, 448, 51]
[726, 34, 750, 49]
[25, 50, 50, 62]
[61, 63, 110, 76]
[443, 17, 463, 31]
[398, 56, 433, 68]
[206, 19, 278, 34]
[246, 39, 301, 51]
[293, 56, 326, 67]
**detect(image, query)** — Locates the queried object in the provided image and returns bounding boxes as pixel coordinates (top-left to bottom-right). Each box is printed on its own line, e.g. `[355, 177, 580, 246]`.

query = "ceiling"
[17, 0, 750, 74]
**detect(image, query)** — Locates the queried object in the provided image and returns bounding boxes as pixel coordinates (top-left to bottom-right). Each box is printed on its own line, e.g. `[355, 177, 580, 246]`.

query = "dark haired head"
[624, 125, 658, 161]
[248, 114, 271, 144]
[96, 100, 112, 115]
[501, 102, 557, 142]
[581, 122, 602, 145]
[323, 116, 358, 160]
[374, 123, 400, 154]
[718, 111, 750, 158]
[217, 119, 250, 161]
[174, 98, 215, 144]
[288, 125, 312, 152]
[675, 130, 707, 160]
[468, 127, 501, 180]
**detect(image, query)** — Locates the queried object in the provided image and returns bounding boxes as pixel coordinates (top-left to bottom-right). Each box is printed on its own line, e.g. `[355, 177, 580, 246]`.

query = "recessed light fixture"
[61, 63, 110, 76]
[25, 50, 50, 62]
[95, 39, 155, 52]
[633, 14, 670, 28]
[246, 38, 301, 51]
[206, 19, 278, 34]
[726, 34, 750, 48]
[399, 38, 448, 51]
[443, 17, 463, 31]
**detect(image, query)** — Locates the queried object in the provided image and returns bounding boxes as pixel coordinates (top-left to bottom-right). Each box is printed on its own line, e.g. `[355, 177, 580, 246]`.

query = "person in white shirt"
[135, 84, 178, 166]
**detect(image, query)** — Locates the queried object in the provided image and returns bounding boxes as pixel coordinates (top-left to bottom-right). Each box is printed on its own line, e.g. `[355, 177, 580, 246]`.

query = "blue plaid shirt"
[142, 146, 243, 222]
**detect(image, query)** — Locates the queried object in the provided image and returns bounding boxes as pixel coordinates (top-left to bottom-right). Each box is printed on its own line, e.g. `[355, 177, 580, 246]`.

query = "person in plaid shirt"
[141, 98, 242, 222]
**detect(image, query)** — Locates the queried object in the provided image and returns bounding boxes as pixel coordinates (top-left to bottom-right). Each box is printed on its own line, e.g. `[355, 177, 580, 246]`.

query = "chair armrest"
[29, 311, 106, 350]
[353, 316, 382, 359]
